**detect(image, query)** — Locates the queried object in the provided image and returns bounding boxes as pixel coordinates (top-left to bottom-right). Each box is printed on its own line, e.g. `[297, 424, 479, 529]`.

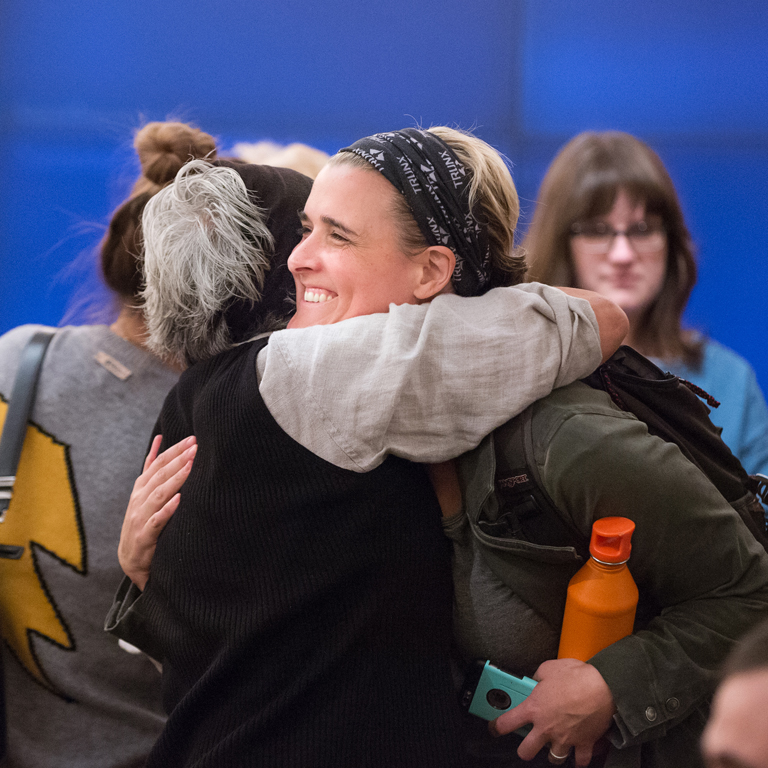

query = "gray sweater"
[0, 324, 178, 768]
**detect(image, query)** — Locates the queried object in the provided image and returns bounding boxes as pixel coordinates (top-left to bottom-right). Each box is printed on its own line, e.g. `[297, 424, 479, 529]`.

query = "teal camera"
[459, 660, 537, 728]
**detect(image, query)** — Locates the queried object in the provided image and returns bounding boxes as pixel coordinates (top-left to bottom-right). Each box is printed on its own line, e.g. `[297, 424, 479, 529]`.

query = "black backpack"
[490, 345, 768, 557]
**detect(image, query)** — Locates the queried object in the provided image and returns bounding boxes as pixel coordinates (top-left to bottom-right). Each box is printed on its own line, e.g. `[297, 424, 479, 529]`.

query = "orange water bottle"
[557, 517, 639, 662]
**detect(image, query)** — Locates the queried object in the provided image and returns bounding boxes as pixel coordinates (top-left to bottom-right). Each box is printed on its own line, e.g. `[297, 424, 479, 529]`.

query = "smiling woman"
[287, 126, 528, 330]
[106, 126, 627, 768]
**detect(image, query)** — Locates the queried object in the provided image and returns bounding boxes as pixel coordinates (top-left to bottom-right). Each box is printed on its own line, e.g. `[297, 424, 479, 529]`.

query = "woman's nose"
[606, 232, 636, 264]
[287, 234, 318, 273]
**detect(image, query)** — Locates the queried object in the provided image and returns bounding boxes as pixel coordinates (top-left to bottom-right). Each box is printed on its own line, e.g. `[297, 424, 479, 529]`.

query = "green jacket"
[452, 382, 768, 767]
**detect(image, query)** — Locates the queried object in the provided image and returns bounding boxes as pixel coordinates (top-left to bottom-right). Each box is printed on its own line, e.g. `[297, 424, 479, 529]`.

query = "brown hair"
[100, 121, 217, 301]
[329, 127, 527, 292]
[523, 131, 702, 366]
[131, 121, 217, 197]
[99, 192, 152, 301]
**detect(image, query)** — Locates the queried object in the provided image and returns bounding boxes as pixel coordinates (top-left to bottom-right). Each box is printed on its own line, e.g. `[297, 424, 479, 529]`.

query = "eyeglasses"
[570, 220, 667, 255]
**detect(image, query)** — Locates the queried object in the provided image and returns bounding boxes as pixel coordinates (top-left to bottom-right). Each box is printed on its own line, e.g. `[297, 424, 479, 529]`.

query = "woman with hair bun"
[0, 121, 217, 767]
[523, 130, 768, 476]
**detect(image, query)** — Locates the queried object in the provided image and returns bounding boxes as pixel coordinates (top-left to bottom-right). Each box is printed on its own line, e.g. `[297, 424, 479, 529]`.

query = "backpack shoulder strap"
[488, 406, 588, 557]
[0, 330, 55, 524]
[585, 346, 768, 553]
[585, 346, 756, 501]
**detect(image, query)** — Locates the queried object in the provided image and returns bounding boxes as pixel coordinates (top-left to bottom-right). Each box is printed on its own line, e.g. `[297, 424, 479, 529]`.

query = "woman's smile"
[301, 287, 338, 304]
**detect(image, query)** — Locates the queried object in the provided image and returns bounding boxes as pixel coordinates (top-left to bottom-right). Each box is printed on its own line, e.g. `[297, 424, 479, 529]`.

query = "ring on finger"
[548, 747, 569, 764]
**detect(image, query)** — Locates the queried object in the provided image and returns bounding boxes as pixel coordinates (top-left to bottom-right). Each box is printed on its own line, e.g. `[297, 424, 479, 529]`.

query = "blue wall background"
[2, 0, 766, 387]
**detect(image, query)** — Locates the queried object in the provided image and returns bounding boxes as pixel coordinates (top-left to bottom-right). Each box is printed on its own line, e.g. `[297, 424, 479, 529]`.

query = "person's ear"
[413, 245, 456, 300]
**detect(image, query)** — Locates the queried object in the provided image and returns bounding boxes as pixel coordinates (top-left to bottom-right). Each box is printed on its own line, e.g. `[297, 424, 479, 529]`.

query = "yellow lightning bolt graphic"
[0, 399, 84, 694]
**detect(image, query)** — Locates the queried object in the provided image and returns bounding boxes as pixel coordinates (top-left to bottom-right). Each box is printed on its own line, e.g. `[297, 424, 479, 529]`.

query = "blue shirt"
[654, 338, 768, 477]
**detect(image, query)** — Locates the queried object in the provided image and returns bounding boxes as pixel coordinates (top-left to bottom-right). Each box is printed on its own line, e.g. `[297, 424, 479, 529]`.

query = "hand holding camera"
[461, 658, 616, 767]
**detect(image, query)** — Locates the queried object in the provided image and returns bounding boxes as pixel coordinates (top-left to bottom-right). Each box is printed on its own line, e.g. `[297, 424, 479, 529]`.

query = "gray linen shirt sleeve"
[257, 283, 602, 471]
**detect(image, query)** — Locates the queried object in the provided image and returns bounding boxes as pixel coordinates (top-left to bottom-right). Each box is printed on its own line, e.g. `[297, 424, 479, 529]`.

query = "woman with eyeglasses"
[523, 130, 768, 477]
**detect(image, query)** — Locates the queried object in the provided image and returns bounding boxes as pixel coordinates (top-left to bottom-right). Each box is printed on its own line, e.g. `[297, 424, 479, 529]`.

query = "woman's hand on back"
[118, 434, 197, 591]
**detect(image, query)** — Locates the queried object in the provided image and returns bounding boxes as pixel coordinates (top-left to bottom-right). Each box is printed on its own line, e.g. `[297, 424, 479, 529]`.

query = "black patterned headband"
[339, 128, 491, 297]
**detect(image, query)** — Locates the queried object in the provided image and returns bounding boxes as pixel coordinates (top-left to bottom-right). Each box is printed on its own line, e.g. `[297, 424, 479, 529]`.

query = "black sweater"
[140, 337, 466, 767]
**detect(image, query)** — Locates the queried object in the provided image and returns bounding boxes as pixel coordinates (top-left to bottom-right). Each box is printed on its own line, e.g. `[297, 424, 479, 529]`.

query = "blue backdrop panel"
[1, 138, 124, 328]
[1, 0, 518, 142]
[663, 149, 768, 356]
[522, 1, 768, 136]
